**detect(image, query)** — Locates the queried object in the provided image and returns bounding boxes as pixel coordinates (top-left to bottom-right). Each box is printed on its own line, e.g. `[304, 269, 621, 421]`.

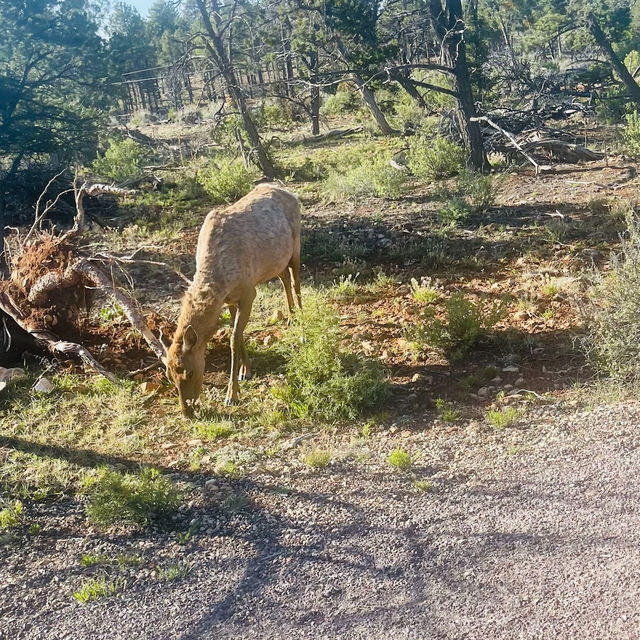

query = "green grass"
[195, 420, 235, 441]
[486, 407, 522, 429]
[303, 449, 332, 468]
[413, 479, 432, 492]
[157, 561, 190, 581]
[0, 500, 23, 531]
[388, 448, 412, 470]
[73, 577, 123, 603]
[81, 553, 107, 567]
[85, 467, 181, 527]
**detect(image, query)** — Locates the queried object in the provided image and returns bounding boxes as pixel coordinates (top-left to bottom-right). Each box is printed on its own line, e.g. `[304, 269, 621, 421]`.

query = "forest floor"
[2, 115, 640, 638]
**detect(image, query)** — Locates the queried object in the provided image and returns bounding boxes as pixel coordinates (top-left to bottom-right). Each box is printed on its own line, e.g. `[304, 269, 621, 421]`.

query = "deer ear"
[183, 325, 198, 351]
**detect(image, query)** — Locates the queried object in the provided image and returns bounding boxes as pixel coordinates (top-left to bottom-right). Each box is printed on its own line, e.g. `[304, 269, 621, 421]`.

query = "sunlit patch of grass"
[73, 577, 123, 604]
[157, 561, 190, 581]
[195, 420, 235, 441]
[487, 407, 522, 429]
[303, 449, 332, 468]
[388, 448, 412, 470]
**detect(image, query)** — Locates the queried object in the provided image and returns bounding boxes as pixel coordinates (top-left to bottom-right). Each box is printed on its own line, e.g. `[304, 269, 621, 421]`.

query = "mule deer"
[162, 184, 301, 416]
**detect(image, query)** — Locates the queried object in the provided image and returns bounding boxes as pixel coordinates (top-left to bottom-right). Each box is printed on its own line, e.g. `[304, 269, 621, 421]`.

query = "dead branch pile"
[0, 183, 169, 380]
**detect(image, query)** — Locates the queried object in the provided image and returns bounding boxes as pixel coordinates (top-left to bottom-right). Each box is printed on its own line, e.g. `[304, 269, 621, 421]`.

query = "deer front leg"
[225, 290, 255, 405]
[229, 304, 250, 381]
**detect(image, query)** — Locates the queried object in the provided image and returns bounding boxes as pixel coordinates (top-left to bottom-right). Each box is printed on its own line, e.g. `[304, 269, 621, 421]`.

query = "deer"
[161, 184, 302, 417]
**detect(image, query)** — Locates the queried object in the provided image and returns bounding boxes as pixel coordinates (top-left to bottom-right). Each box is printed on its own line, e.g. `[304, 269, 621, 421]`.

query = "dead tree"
[194, 0, 276, 179]
[428, 0, 487, 170]
[587, 13, 640, 106]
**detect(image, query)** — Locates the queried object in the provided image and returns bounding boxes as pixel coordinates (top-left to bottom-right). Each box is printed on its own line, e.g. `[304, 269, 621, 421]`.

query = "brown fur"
[165, 184, 302, 415]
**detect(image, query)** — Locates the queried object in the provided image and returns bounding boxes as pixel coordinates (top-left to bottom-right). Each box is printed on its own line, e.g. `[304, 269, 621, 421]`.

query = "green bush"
[456, 170, 496, 212]
[585, 208, 640, 380]
[622, 111, 640, 158]
[92, 138, 145, 184]
[274, 293, 389, 421]
[321, 84, 362, 116]
[197, 158, 253, 204]
[388, 448, 412, 470]
[323, 157, 407, 200]
[437, 198, 472, 227]
[410, 292, 507, 361]
[408, 136, 465, 180]
[86, 467, 181, 527]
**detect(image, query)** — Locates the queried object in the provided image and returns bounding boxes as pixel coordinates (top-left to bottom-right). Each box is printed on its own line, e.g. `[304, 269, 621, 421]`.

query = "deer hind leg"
[289, 253, 302, 310]
[225, 289, 255, 406]
[279, 267, 295, 319]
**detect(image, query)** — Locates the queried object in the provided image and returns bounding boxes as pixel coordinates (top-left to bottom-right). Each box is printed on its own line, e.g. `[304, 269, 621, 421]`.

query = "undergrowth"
[274, 292, 389, 421]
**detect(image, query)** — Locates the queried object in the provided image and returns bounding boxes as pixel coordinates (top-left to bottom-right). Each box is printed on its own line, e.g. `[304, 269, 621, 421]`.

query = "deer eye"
[186, 371, 194, 380]
[174, 366, 185, 375]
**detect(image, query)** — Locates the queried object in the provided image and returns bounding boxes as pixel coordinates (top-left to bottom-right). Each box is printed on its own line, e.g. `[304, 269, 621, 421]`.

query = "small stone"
[491, 376, 503, 384]
[411, 373, 423, 383]
[502, 366, 519, 373]
[515, 377, 525, 386]
[477, 387, 489, 398]
[205, 479, 219, 492]
[263, 335, 276, 347]
[33, 378, 55, 394]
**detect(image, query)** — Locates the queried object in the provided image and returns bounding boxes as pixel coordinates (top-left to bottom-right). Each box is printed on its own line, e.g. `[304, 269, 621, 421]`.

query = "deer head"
[163, 325, 205, 417]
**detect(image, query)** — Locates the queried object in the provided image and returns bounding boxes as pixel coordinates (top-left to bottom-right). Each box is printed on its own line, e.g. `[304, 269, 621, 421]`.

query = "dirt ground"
[3, 399, 640, 639]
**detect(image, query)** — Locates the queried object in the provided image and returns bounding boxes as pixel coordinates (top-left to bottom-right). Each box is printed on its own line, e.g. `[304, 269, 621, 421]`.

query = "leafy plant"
[0, 500, 23, 531]
[456, 170, 496, 212]
[274, 293, 389, 421]
[85, 467, 181, 527]
[437, 198, 472, 227]
[410, 292, 507, 361]
[197, 158, 253, 204]
[410, 277, 439, 304]
[323, 157, 407, 200]
[303, 449, 332, 468]
[92, 138, 145, 184]
[73, 577, 122, 603]
[388, 448, 412, 470]
[435, 397, 460, 422]
[584, 208, 640, 380]
[622, 111, 640, 158]
[408, 136, 465, 180]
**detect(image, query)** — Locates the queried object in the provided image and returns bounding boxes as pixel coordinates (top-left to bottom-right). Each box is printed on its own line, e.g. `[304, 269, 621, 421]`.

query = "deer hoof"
[239, 372, 251, 381]
[224, 397, 238, 406]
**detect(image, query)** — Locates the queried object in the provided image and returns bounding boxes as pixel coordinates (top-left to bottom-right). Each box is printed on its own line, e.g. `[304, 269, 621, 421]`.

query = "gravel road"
[3, 400, 640, 639]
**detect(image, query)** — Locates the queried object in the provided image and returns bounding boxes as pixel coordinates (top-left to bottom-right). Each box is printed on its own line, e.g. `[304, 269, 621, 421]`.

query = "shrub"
[388, 448, 412, 470]
[456, 170, 496, 212]
[323, 157, 406, 200]
[197, 158, 253, 204]
[408, 136, 465, 180]
[437, 198, 472, 227]
[274, 293, 389, 421]
[321, 84, 361, 116]
[303, 449, 332, 468]
[585, 208, 640, 380]
[86, 467, 181, 527]
[410, 292, 507, 360]
[410, 277, 439, 304]
[622, 111, 640, 158]
[92, 138, 145, 184]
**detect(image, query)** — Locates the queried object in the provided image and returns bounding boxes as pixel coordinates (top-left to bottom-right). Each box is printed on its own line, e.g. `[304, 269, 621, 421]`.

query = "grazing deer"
[162, 184, 301, 416]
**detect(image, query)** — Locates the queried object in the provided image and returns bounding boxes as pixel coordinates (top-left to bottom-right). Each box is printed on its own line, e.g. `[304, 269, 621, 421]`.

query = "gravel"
[2, 400, 640, 639]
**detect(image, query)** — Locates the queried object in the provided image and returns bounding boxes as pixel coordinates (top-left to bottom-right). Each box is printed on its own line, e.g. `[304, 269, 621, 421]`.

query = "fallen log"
[302, 127, 364, 144]
[521, 139, 604, 163]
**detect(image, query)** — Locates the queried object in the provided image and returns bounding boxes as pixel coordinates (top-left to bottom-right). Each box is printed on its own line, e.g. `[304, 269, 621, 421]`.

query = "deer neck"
[174, 289, 223, 350]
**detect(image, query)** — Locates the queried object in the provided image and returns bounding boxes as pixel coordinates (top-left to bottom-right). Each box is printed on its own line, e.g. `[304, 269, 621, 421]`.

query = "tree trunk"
[334, 37, 398, 136]
[194, 0, 276, 179]
[429, 0, 487, 170]
[587, 13, 640, 105]
[310, 51, 321, 135]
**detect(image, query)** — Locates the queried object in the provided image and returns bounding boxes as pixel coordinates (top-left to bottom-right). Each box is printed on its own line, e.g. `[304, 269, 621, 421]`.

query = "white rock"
[515, 377, 525, 387]
[0, 367, 27, 383]
[477, 387, 489, 398]
[33, 378, 55, 393]
[0, 381, 6, 392]
[502, 365, 519, 373]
